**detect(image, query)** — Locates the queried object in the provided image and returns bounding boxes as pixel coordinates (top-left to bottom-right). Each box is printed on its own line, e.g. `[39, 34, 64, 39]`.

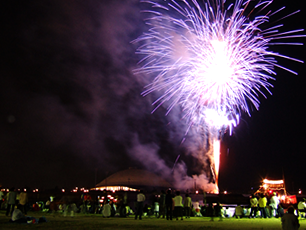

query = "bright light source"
[263, 179, 284, 184]
[263, 184, 268, 189]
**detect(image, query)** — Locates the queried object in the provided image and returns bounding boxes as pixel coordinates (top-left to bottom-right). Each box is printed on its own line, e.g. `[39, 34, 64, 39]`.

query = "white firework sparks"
[134, 0, 304, 135]
[134, 0, 304, 193]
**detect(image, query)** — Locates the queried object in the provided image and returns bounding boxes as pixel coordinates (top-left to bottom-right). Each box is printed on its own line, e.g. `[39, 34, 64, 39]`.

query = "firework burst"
[134, 0, 304, 135]
[134, 0, 304, 192]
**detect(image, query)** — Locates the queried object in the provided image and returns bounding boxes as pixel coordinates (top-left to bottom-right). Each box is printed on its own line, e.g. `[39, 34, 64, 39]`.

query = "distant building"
[93, 168, 172, 192]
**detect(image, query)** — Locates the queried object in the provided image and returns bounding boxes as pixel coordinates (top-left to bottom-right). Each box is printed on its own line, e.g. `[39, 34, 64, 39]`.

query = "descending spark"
[172, 154, 181, 172]
[134, 0, 304, 193]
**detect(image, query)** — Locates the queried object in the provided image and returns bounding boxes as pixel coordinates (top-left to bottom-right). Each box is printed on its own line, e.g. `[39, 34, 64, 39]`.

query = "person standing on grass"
[183, 194, 192, 218]
[249, 194, 259, 218]
[206, 203, 215, 221]
[19, 188, 28, 215]
[278, 204, 285, 218]
[6, 187, 17, 216]
[214, 202, 223, 221]
[154, 201, 159, 217]
[281, 206, 300, 230]
[158, 190, 166, 218]
[102, 201, 112, 218]
[258, 193, 268, 218]
[297, 199, 306, 218]
[135, 190, 145, 220]
[173, 191, 183, 220]
[234, 204, 244, 219]
[0, 188, 4, 210]
[165, 189, 173, 220]
[270, 192, 280, 217]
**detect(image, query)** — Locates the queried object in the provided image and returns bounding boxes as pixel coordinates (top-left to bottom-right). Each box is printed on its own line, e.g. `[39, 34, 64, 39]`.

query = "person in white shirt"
[135, 190, 145, 220]
[102, 202, 112, 218]
[270, 192, 280, 217]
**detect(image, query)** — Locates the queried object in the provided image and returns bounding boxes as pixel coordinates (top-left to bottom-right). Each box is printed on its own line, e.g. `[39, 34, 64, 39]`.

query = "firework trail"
[134, 0, 304, 192]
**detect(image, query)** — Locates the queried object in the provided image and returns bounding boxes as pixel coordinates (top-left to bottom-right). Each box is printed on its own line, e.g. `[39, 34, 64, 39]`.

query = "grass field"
[1, 211, 306, 230]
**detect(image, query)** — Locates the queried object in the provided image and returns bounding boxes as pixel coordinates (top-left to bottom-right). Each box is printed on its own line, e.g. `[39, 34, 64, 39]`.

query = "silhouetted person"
[206, 203, 214, 221]
[158, 190, 166, 218]
[278, 204, 284, 218]
[281, 206, 300, 230]
[6, 188, 17, 216]
[183, 194, 192, 218]
[214, 202, 223, 221]
[0, 188, 4, 210]
[165, 189, 173, 220]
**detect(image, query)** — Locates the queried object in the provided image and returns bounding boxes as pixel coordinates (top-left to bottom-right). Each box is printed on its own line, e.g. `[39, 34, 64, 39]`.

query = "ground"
[1, 211, 306, 230]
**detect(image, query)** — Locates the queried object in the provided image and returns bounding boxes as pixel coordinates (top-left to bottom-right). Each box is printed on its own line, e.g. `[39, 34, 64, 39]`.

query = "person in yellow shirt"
[183, 194, 192, 218]
[173, 191, 183, 220]
[249, 194, 259, 218]
[258, 193, 268, 218]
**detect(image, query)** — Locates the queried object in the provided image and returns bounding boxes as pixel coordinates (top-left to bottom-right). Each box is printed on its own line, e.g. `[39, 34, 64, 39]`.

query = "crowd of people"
[134, 189, 302, 223]
[132, 189, 301, 230]
[133, 189, 194, 220]
[0, 187, 48, 224]
[1, 187, 29, 217]
[0, 187, 303, 229]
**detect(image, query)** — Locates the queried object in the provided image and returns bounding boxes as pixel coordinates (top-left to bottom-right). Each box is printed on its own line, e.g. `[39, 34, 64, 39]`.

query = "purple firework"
[134, 0, 305, 136]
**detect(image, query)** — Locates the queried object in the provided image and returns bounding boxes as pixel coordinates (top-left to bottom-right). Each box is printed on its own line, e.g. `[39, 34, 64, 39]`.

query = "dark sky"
[0, 0, 305, 193]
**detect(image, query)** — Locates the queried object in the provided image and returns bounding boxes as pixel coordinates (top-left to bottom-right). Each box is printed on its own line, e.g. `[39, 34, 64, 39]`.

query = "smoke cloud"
[0, 0, 219, 191]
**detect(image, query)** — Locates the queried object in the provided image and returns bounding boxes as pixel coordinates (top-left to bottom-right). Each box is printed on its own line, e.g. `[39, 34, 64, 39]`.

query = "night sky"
[0, 0, 305, 193]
